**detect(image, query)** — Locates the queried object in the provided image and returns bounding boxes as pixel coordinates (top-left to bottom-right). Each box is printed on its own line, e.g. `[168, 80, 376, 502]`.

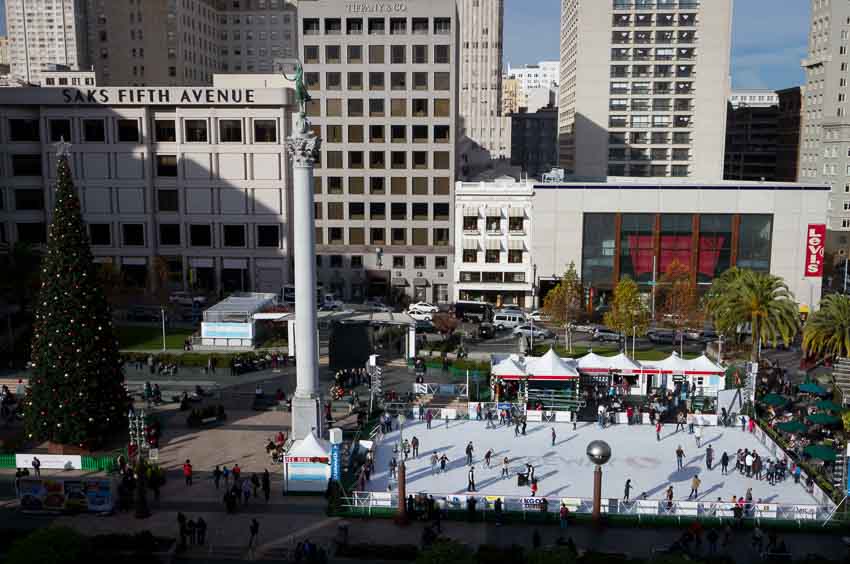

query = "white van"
[493, 312, 525, 331]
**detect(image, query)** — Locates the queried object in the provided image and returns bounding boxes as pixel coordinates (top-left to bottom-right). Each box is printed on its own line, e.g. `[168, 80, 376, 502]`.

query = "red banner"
[805, 224, 826, 277]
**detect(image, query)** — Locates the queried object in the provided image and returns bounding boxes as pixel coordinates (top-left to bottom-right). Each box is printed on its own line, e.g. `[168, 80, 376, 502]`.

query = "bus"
[454, 300, 494, 323]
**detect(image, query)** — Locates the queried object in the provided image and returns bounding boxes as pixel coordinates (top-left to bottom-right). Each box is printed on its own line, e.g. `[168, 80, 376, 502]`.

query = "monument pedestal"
[291, 395, 322, 441]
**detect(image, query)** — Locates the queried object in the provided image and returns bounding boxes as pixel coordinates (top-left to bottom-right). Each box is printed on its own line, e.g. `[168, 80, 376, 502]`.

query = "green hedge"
[121, 351, 271, 368]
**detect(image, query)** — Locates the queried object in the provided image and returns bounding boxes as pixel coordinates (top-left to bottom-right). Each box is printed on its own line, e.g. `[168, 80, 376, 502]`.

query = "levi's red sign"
[805, 224, 826, 277]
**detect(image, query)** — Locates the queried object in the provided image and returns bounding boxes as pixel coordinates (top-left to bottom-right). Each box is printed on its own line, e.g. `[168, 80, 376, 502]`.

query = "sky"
[504, 0, 810, 91]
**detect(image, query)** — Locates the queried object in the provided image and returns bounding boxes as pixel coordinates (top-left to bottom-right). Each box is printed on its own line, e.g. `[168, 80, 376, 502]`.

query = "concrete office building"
[298, 0, 456, 304]
[502, 75, 520, 115]
[557, 0, 733, 180]
[729, 89, 779, 109]
[217, 0, 298, 75]
[457, 0, 511, 175]
[453, 178, 828, 313]
[723, 100, 780, 182]
[0, 37, 10, 71]
[800, 0, 850, 258]
[505, 60, 559, 111]
[6, 0, 89, 85]
[511, 106, 558, 178]
[0, 80, 297, 294]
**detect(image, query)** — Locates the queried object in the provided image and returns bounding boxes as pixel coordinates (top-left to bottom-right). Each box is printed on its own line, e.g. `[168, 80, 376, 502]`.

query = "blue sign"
[497, 403, 513, 410]
[330, 443, 341, 481]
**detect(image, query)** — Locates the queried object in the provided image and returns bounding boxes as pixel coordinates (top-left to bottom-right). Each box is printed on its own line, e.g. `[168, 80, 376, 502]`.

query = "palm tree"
[705, 269, 799, 361]
[803, 294, 850, 359]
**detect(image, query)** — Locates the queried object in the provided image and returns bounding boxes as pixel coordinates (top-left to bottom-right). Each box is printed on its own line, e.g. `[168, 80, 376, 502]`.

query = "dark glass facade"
[582, 213, 773, 291]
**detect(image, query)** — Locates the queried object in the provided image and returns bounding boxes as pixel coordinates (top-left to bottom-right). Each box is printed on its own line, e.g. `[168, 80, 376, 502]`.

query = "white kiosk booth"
[283, 431, 331, 493]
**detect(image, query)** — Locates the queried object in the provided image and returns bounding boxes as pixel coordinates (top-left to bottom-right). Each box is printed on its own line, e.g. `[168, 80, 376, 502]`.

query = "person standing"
[559, 503, 570, 529]
[439, 453, 448, 474]
[665, 486, 674, 511]
[721, 451, 729, 475]
[514, 419, 521, 437]
[656, 421, 663, 442]
[689, 475, 701, 500]
[425, 409, 433, 430]
[232, 463, 241, 482]
[706, 445, 714, 471]
[551, 427, 556, 447]
[183, 459, 193, 486]
[501, 457, 510, 479]
[597, 404, 605, 428]
[484, 449, 493, 469]
[694, 425, 702, 447]
[262, 469, 271, 502]
[521, 418, 527, 436]
[675, 412, 685, 433]
[250, 473, 260, 498]
[241, 476, 252, 504]
[430, 452, 438, 475]
[196, 516, 207, 545]
[411, 436, 420, 458]
[213, 465, 222, 490]
[530, 479, 538, 497]
[624, 479, 633, 501]
[31, 456, 41, 478]
[465, 442, 474, 465]
[177, 512, 187, 550]
[467, 466, 476, 492]
[248, 518, 260, 550]
[186, 519, 196, 545]
[389, 457, 397, 479]
[676, 446, 685, 471]
[745, 451, 754, 477]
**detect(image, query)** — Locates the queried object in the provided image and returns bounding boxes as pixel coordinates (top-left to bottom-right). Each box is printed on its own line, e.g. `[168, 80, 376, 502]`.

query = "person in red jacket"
[183, 459, 193, 486]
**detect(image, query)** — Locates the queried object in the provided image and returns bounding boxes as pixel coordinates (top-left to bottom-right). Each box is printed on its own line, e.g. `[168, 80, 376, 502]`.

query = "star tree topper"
[54, 137, 72, 158]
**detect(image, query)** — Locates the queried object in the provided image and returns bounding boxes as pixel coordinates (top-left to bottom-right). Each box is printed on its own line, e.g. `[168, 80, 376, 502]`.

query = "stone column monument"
[285, 65, 323, 441]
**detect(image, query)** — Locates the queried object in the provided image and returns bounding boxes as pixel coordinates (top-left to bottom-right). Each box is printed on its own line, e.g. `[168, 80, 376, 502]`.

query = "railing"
[339, 490, 838, 525]
[413, 382, 469, 397]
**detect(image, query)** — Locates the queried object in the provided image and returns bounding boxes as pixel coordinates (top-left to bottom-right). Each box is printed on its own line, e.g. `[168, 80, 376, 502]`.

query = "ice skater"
[551, 427, 556, 446]
[465, 442, 474, 465]
[694, 425, 702, 447]
[430, 452, 438, 475]
[706, 445, 714, 470]
[721, 451, 729, 475]
[389, 457, 397, 479]
[688, 475, 701, 500]
[484, 449, 493, 468]
[624, 479, 633, 501]
[501, 456, 510, 479]
[676, 445, 685, 471]
[439, 453, 448, 473]
[656, 421, 663, 441]
[411, 436, 420, 458]
[467, 466, 476, 492]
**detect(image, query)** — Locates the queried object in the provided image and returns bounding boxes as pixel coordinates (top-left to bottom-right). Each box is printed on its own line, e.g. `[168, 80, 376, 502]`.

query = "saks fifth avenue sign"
[346, 2, 407, 13]
[61, 88, 258, 105]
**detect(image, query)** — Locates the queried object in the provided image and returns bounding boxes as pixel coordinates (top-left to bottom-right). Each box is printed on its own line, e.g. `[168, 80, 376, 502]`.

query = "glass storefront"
[582, 213, 773, 292]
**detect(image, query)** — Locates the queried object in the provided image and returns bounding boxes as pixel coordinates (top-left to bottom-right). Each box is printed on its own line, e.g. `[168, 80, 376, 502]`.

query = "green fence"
[0, 454, 15, 469]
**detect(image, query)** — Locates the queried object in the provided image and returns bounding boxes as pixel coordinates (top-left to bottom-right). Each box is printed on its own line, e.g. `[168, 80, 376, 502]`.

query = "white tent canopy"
[643, 352, 692, 374]
[606, 353, 643, 375]
[526, 348, 579, 380]
[287, 431, 330, 459]
[685, 354, 725, 375]
[576, 352, 611, 373]
[491, 355, 527, 379]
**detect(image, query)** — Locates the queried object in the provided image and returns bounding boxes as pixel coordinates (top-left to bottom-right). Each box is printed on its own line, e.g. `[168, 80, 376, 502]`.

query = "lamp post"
[586, 440, 612, 524]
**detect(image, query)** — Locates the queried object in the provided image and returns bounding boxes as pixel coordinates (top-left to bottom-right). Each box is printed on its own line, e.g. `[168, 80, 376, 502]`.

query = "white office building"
[558, 0, 733, 180]
[0, 79, 297, 294]
[729, 90, 779, 109]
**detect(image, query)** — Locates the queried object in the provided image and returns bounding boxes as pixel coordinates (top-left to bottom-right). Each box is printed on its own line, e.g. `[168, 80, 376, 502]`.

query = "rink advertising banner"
[330, 444, 341, 481]
[16, 453, 81, 470]
[805, 224, 826, 277]
[18, 478, 114, 513]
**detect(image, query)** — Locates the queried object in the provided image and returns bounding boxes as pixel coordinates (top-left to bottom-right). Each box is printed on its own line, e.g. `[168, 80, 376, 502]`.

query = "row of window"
[462, 249, 527, 264]
[609, 98, 693, 111]
[609, 148, 691, 161]
[463, 217, 525, 232]
[609, 131, 692, 145]
[314, 176, 451, 196]
[318, 254, 449, 270]
[304, 44, 451, 65]
[609, 115, 693, 128]
[316, 201, 450, 221]
[317, 227, 450, 247]
[315, 150, 452, 171]
[302, 17, 451, 36]
[89, 222, 282, 248]
[613, 1, 700, 8]
[307, 97, 451, 118]
[458, 272, 527, 284]
[612, 13, 698, 27]
[611, 48, 696, 60]
[306, 70, 451, 92]
[609, 81, 694, 95]
[315, 123, 451, 144]
[611, 30, 698, 45]
[5, 117, 280, 145]
[607, 164, 690, 176]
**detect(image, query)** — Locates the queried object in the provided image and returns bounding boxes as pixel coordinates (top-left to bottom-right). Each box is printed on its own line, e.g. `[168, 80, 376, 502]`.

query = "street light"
[586, 440, 612, 523]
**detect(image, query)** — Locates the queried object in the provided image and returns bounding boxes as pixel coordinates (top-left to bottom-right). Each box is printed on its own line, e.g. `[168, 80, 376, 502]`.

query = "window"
[370, 177, 385, 194]
[325, 45, 341, 63]
[185, 119, 208, 142]
[254, 120, 277, 142]
[371, 228, 386, 244]
[463, 249, 477, 263]
[391, 45, 406, 64]
[117, 119, 140, 142]
[434, 72, 450, 90]
[304, 45, 320, 63]
[434, 17, 451, 34]
[508, 250, 524, 264]
[433, 228, 449, 246]
[314, 202, 323, 219]
[391, 151, 406, 169]
[411, 228, 427, 245]
[15, 189, 43, 210]
[368, 18, 385, 35]
[581, 214, 616, 287]
[326, 99, 342, 117]
[348, 125, 364, 143]
[11, 155, 42, 176]
[347, 98, 364, 117]
[391, 99, 407, 117]
[434, 99, 450, 117]
[305, 72, 320, 89]
[326, 125, 343, 143]
[326, 71, 342, 90]
[89, 224, 111, 246]
[349, 229, 365, 245]
[347, 45, 363, 63]
[393, 256, 405, 268]
[369, 45, 385, 64]
[413, 72, 428, 91]
[219, 120, 242, 142]
[329, 228, 343, 244]
[369, 99, 385, 117]
[369, 72, 385, 90]
[370, 125, 385, 142]
[347, 151, 363, 169]
[122, 223, 145, 246]
[434, 203, 450, 221]
[223, 225, 246, 247]
[17, 223, 46, 244]
[391, 72, 407, 90]
[83, 119, 105, 142]
[370, 202, 386, 220]
[434, 45, 450, 64]
[391, 228, 406, 245]
[390, 17, 406, 34]
[155, 119, 176, 142]
[349, 178, 364, 194]
[413, 256, 426, 269]
[156, 155, 178, 177]
[412, 45, 428, 64]
[348, 72, 363, 90]
[434, 152, 450, 169]
[158, 189, 179, 212]
[159, 224, 181, 246]
[9, 119, 40, 142]
[328, 202, 343, 219]
[392, 202, 407, 220]
[737, 215, 773, 272]
[412, 177, 428, 195]
[49, 119, 71, 143]
[391, 177, 407, 194]
[347, 18, 363, 35]
[412, 99, 428, 117]
[434, 178, 450, 195]
[412, 152, 428, 169]
[349, 202, 365, 220]
[412, 17, 428, 34]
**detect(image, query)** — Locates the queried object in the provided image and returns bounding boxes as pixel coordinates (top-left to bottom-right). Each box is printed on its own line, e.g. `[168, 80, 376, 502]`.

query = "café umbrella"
[775, 420, 808, 434]
[807, 413, 841, 426]
[803, 444, 838, 462]
[798, 381, 828, 395]
[815, 400, 842, 412]
[761, 393, 787, 407]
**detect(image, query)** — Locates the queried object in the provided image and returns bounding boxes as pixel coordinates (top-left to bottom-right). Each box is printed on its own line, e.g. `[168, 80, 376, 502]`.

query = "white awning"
[508, 207, 525, 218]
[463, 239, 480, 250]
[486, 239, 502, 251]
[463, 207, 480, 217]
[485, 207, 501, 217]
[508, 240, 526, 251]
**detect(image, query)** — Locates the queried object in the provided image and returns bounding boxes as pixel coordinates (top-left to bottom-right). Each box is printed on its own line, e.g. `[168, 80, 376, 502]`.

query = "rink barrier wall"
[338, 490, 840, 527]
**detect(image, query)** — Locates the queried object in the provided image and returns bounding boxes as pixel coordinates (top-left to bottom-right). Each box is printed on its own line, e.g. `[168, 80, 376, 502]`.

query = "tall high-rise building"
[775, 87, 801, 183]
[505, 61, 559, 110]
[216, 0, 298, 75]
[457, 0, 510, 177]
[298, 0, 456, 304]
[557, 0, 733, 180]
[800, 1, 850, 256]
[6, 0, 89, 85]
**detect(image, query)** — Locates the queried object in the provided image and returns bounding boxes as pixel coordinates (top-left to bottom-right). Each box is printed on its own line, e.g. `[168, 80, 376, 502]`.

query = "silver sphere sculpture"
[586, 440, 612, 466]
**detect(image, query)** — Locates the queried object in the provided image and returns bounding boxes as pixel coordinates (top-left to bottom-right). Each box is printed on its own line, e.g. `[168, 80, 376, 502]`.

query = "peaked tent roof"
[577, 351, 610, 373]
[287, 431, 330, 458]
[644, 352, 692, 374]
[526, 348, 579, 379]
[686, 354, 725, 375]
[491, 355, 527, 378]
[606, 352, 643, 374]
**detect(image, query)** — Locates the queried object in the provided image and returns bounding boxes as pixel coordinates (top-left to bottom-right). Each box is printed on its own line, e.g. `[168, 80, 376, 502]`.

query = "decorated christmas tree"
[24, 147, 128, 449]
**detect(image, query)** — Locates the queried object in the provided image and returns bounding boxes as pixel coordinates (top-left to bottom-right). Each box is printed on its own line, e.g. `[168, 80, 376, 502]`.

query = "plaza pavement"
[368, 419, 820, 506]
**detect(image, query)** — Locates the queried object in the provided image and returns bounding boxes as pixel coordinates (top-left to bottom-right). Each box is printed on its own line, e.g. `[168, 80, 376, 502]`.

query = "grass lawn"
[115, 325, 195, 351]
[532, 344, 701, 361]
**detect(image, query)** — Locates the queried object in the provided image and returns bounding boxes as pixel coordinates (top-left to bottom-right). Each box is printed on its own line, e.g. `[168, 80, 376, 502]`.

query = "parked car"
[493, 312, 526, 331]
[648, 330, 676, 344]
[514, 324, 553, 340]
[684, 328, 703, 341]
[572, 323, 599, 334]
[700, 329, 719, 342]
[408, 301, 439, 314]
[529, 310, 550, 322]
[415, 320, 437, 333]
[409, 310, 433, 321]
[477, 323, 495, 339]
[169, 291, 207, 307]
[593, 328, 622, 343]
